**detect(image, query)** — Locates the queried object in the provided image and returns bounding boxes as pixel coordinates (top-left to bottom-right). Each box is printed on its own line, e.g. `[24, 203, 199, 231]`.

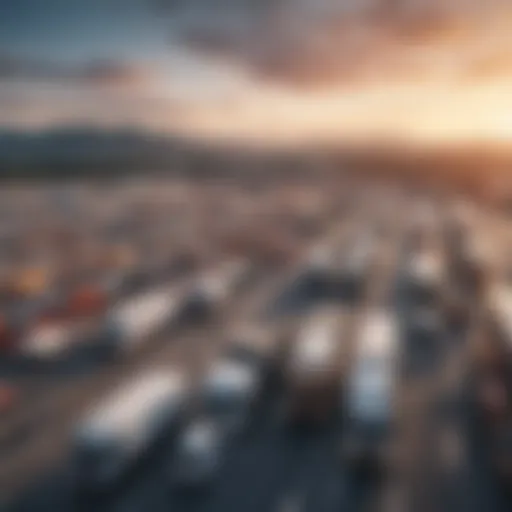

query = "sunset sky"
[2, 0, 512, 145]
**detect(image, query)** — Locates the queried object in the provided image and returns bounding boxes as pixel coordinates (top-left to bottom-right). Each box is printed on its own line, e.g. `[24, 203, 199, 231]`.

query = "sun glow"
[170, 78, 512, 148]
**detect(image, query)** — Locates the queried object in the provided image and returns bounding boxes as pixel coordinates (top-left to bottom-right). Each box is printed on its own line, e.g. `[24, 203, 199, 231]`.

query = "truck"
[284, 307, 351, 425]
[296, 231, 373, 303]
[201, 359, 260, 438]
[72, 368, 188, 492]
[342, 309, 400, 472]
[105, 286, 182, 354]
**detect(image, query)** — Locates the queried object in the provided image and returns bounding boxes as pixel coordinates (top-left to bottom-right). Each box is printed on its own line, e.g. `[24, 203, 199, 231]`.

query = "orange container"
[12, 266, 51, 298]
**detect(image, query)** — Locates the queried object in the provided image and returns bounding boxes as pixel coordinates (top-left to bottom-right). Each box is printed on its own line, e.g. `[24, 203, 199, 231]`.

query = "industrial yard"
[0, 173, 509, 512]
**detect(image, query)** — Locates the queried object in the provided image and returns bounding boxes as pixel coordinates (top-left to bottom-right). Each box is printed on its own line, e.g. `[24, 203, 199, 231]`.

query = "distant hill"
[1, 126, 512, 210]
[0, 127, 190, 178]
[0, 126, 331, 180]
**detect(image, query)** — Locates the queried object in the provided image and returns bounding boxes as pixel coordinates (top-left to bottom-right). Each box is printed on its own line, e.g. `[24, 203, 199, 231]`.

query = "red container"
[66, 286, 109, 318]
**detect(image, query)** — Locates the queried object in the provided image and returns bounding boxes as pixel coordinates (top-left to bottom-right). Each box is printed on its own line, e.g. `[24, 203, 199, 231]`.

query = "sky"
[2, 0, 512, 145]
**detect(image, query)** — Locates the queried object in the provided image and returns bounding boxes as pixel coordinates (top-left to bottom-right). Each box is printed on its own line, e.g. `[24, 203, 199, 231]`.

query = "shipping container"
[73, 369, 188, 491]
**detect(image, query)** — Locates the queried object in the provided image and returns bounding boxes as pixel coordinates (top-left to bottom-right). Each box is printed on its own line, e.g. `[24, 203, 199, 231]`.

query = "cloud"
[0, 81, 182, 131]
[78, 60, 154, 88]
[0, 54, 63, 81]
[0, 54, 155, 89]
[156, 0, 512, 87]
[0, 53, 169, 130]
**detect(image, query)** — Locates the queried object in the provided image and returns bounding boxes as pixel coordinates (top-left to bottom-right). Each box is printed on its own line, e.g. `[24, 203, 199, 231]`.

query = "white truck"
[72, 368, 188, 491]
[201, 359, 260, 437]
[105, 286, 181, 354]
[342, 309, 400, 472]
